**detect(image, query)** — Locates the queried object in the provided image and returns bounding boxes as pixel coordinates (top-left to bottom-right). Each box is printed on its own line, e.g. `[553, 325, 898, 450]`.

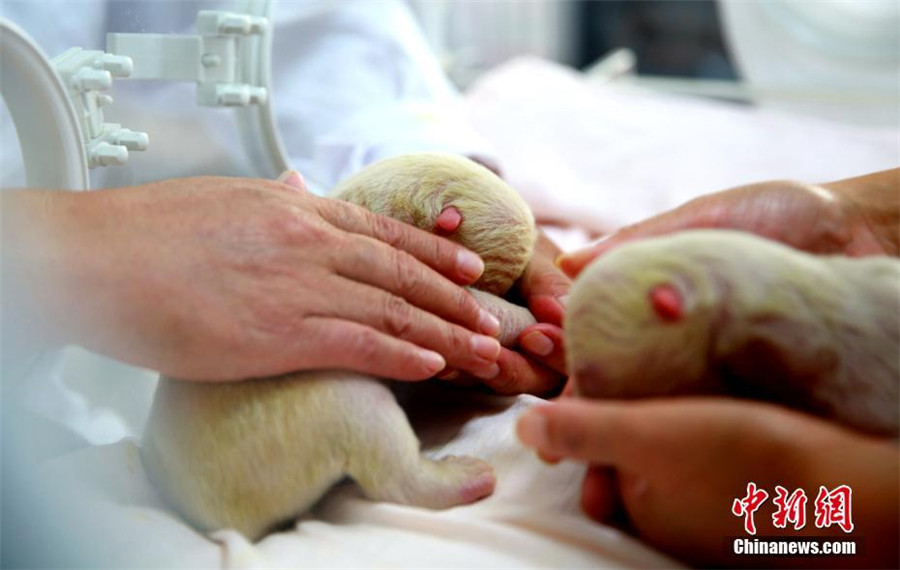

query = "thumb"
[556, 202, 712, 278]
[516, 399, 639, 467]
[277, 169, 308, 192]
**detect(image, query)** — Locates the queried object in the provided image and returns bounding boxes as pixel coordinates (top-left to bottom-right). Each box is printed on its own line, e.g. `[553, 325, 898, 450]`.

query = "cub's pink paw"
[436, 455, 496, 505]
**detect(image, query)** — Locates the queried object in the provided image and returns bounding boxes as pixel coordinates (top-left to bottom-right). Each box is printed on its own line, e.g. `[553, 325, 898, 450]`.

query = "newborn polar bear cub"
[142, 154, 539, 541]
[566, 230, 900, 437]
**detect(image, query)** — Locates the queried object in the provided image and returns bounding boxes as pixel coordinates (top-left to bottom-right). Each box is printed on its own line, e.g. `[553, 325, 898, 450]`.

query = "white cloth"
[33, 391, 678, 568]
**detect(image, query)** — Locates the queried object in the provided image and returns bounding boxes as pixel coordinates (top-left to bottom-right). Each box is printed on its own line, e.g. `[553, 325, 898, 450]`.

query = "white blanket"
[37, 387, 676, 568]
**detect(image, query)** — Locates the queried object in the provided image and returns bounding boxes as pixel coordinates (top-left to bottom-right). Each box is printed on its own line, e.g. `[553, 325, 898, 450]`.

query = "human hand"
[446, 231, 570, 396]
[557, 169, 900, 278]
[517, 397, 900, 568]
[464, 159, 571, 394]
[5, 174, 506, 381]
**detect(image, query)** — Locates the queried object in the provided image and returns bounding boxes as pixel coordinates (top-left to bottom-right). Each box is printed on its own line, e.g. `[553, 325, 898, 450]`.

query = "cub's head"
[332, 153, 537, 296]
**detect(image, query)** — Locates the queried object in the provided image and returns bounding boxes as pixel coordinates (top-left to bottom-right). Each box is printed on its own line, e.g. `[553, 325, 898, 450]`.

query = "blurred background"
[410, 0, 736, 85]
[409, 0, 899, 126]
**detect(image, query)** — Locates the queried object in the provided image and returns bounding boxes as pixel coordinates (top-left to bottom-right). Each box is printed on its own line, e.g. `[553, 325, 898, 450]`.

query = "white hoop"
[0, 18, 89, 191]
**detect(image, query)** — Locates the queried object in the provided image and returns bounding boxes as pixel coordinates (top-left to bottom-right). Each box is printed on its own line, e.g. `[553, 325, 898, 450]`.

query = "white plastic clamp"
[51, 48, 149, 168]
[106, 10, 269, 108]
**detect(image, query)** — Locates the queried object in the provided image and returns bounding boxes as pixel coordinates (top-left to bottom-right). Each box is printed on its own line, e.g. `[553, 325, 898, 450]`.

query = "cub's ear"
[435, 206, 462, 234]
[648, 283, 684, 323]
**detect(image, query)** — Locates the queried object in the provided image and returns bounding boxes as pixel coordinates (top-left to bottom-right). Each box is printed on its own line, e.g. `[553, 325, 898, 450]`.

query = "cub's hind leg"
[343, 383, 495, 508]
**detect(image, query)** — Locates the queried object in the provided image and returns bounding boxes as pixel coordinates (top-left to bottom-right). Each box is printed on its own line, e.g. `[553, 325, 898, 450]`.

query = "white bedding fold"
[38, 392, 678, 568]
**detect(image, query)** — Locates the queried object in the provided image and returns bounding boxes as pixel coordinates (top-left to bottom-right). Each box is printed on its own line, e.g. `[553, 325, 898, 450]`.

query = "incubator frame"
[0, 0, 289, 192]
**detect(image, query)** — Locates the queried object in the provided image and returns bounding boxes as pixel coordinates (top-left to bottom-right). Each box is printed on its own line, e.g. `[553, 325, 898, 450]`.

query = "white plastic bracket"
[106, 10, 268, 108]
[51, 47, 149, 168]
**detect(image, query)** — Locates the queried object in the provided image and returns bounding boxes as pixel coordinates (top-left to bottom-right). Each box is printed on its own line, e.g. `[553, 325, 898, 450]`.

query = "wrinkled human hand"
[519, 231, 570, 328]
[517, 397, 900, 568]
[452, 231, 570, 396]
[558, 169, 900, 278]
[3, 174, 506, 381]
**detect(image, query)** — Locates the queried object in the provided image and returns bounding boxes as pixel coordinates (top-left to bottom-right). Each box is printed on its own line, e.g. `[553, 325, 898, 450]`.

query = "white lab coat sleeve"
[269, 0, 495, 191]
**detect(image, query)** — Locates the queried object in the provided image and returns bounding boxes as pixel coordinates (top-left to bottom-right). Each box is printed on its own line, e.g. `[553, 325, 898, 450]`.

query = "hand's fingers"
[555, 237, 614, 279]
[518, 323, 566, 374]
[537, 448, 564, 464]
[516, 399, 639, 465]
[315, 197, 486, 285]
[556, 200, 717, 278]
[332, 232, 500, 337]
[527, 294, 567, 328]
[276, 169, 308, 192]
[317, 275, 502, 379]
[582, 466, 620, 523]
[299, 317, 446, 380]
[520, 234, 570, 325]
[480, 347, 564, 396]
[518, 398, 778, 467]
[558, 378, 577, 398]
[435, 367, 459, 381]
[436, 368, 482, 388]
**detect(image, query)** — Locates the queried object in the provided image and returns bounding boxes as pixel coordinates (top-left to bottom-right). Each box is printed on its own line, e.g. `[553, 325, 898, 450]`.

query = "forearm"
[824, 168, 900, 257]
[2, 191, 80, 379]
[1, 190, 100, 351]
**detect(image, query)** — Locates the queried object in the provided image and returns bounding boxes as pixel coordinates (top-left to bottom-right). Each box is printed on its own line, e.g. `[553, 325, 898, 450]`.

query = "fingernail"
[517, 411, 548, 448]
[471, 335, 501, 361]
[435, 367, 458, 380]
[419, 349, 446, 375]
[557, 295, 568, 308]
[457, 250, 485, 282]
[555, 248, 589, 266]
[277, 169, 306, 189]
[473, 362, 500, 380]
[479, 309, 501, 337]
[556, 235, 612, 271]
[521, 331, 553, 357]
[555, 254, 578, 277]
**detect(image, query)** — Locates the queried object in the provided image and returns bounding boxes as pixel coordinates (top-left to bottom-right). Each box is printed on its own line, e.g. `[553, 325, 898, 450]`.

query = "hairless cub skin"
[565, 229, 899, 437]
[142, 154, 539, 540]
